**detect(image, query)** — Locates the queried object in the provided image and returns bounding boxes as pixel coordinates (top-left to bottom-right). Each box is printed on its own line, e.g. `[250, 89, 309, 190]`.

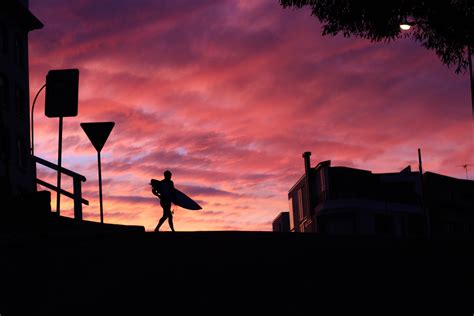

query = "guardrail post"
[73, 177, 83, 221]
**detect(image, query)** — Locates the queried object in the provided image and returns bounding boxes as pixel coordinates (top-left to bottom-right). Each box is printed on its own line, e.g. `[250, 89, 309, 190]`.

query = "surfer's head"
[164, 170, 172, 180]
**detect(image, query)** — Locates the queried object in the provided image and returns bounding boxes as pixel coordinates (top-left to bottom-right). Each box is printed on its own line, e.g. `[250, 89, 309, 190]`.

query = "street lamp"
[399, 24, 411, 30]
[399, 17, 415, 31]
[399, 21, 412, 30]
[30, 83, 46, 156]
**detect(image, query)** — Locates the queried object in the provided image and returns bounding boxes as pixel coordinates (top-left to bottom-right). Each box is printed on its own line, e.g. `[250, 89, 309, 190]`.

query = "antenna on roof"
[458, 164, 474, 180]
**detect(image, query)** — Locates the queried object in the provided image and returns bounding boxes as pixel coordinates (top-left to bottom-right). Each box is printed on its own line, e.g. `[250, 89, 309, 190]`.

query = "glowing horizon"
[28, 0, 473, 231]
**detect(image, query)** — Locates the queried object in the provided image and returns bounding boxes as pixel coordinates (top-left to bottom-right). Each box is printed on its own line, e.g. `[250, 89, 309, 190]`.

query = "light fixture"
[399, 17, 414, 31]
[400, 23, 411, 30]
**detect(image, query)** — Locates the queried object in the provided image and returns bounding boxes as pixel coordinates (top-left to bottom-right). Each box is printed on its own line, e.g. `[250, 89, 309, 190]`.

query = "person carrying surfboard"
[152, 170, 176, 232]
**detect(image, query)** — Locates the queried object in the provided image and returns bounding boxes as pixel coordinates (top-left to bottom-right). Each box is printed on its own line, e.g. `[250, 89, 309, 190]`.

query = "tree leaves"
[280, 0, 474, 73]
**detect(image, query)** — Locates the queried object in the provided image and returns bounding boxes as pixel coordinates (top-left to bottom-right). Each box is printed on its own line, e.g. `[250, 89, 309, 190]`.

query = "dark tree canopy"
[280, 0, 474, 73]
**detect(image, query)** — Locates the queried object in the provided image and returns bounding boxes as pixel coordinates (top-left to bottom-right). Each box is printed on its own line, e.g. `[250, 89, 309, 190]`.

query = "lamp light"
[400, 23, 411, 30]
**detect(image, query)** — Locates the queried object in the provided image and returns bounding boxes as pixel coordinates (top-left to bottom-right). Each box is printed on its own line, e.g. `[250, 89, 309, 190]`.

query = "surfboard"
[150, 179, 202, 210]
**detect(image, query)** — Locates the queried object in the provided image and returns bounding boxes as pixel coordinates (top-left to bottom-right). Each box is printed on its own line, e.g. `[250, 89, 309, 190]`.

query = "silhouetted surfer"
[152, 170, 176, 232]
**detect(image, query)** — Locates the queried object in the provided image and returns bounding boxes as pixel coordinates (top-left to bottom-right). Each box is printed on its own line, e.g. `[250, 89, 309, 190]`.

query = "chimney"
[303, 151, 312, 217]
[303, 151, 311, 177]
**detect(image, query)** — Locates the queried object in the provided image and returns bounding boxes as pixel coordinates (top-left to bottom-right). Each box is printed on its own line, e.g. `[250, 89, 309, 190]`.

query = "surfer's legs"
[155, 215, 167, 232]
[156, 199, 173, 232]
[168, 214, 175, 232]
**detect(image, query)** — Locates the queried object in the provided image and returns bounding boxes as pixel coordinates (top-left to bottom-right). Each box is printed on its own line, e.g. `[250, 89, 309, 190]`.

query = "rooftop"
[1, 0, 43, 31]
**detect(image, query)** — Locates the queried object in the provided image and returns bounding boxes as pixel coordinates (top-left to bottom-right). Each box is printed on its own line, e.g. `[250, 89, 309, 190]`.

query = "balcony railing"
[33, 155, 88, 221]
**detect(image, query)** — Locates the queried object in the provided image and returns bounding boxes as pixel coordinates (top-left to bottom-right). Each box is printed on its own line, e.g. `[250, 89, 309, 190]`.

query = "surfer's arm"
[152, 188, 160, 198]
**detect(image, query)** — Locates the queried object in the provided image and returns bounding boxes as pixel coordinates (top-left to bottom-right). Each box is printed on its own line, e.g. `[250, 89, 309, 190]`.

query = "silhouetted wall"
[0, 190, 50, 232]
[0, 0, 42, 198]
[288, 173, 315, 232]
[424, 172, 474, 237]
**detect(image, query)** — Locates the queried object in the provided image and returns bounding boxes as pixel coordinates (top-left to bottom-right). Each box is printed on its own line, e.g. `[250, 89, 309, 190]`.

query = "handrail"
[33, 155, 86, 181]
[33, 155, 87, 221]
[36, 179, 89, 205]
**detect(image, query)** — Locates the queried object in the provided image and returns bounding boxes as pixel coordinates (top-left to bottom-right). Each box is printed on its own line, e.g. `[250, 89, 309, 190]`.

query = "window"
[319, 168, 327, 192]
[0, 23, 7, 54]
[0, 75, 7, 109]
[16, 85, 25, 119]
[297, 188, 304, 221]
[317, 166, 328, 201]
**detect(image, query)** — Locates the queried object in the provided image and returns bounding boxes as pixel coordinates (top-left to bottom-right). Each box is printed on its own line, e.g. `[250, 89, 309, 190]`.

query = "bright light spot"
[400, 24, 411, 31]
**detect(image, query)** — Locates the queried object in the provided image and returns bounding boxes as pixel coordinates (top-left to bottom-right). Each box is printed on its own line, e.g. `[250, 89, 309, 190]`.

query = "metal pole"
[98, 150, 103, 224]
[30, 83, 46, 156]
[73, 176, 83, 221]
[418, 148, 430, 237]
[56, 116, 63, 214]
[468, 46, 473, 119]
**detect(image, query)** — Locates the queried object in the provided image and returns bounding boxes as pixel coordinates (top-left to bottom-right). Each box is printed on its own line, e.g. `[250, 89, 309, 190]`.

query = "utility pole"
[418, 148, 431, 237]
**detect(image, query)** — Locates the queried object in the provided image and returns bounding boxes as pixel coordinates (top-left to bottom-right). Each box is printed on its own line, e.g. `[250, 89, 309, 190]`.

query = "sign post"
[81, 122, 115, 224]
[45, 69, 79, 215]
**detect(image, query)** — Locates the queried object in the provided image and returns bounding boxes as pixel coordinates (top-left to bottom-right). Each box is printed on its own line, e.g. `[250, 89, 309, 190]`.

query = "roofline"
[424, 171, 474, 183]
[314, 160, 331, 171]
[288, 174, 306, 196]
[330, 166, 372, 174]
[272, 212, 289, 224]
[1, 0, 44, 31]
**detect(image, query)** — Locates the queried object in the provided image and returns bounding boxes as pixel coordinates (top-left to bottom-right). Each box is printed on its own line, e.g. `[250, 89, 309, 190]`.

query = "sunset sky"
[28, 0, 473, 231]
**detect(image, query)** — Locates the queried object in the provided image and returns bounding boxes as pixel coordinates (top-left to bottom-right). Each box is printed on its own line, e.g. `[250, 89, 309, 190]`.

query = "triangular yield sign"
[81, 122, 115, 152]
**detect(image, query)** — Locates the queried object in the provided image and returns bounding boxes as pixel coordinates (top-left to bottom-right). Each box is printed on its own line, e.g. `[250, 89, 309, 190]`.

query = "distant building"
[272, 212, 290, 232]
[288, 152, 474, 237]
[423, 172, 474, 236]
[0, 0, 43, 196]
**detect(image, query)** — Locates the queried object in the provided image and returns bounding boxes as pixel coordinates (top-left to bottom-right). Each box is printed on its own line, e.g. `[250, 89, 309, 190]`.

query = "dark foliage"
[280, 0, 474, 73]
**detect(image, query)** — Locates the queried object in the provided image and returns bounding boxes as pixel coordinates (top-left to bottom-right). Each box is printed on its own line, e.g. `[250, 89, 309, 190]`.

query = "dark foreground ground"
[1, 229, 473, 315]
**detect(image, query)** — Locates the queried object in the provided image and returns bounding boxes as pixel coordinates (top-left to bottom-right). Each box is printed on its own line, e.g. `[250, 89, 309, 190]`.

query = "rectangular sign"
[45, 69, 79, 118]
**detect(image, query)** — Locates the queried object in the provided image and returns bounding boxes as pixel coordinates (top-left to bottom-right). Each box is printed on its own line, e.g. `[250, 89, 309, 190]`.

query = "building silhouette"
[281, 152, 474, 237]
[0, 0, 42, 197]
[423, 171, 474, 236]
[272, 211, 290, 232]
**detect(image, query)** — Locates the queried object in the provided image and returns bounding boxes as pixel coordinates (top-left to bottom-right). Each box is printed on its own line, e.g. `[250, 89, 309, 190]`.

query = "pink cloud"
[28, 0, 473, 231]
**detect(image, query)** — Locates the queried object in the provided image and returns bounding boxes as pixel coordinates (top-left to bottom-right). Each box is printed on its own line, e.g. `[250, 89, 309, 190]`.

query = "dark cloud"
[178, 184, 237, 198]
